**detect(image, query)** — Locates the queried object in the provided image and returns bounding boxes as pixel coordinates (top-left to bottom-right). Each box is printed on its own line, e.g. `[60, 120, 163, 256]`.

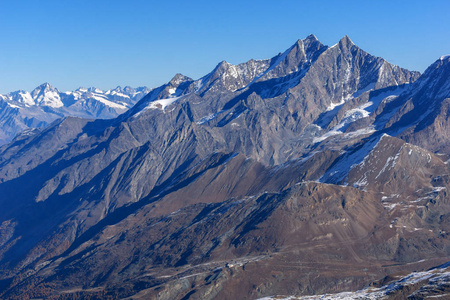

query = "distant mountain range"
[0, 35, 449, 299]
[0, 83, 151, 145]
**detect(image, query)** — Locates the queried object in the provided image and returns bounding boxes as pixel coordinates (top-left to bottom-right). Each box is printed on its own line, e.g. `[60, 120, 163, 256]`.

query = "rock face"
[0, 84, 151, 145]
[0, 35, 449, 299]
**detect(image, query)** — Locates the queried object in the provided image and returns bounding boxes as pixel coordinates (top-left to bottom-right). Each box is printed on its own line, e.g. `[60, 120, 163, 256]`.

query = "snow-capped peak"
[31, 83, 63, 108]
[32, 82, 57, 94]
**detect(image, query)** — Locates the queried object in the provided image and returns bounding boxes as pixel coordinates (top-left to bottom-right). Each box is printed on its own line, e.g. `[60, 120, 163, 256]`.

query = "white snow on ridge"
[131, 96, 183, 118]
[18, 92, 35, 106]
[313, 129, 341, 143]
[89, 95, 128, 110]
[318, 134, 387, 185]
[342, 127, 376, 139]
[146, 96, 181, 111]
[35, 90, 63, 108]
[196, 111, 223, 125]
[193, 78, 205, 93]
[110, 91, 131, 98]
[440, 54, 450, 61]
[314, 84, 409, 144]
[351, 134, 389, 171]
[324, 81, 375, 113]
[325, 98, 346, 112]
[313, 106, 372, 143]
[7, 103, 20, 109]
[258, 262, 450, 300]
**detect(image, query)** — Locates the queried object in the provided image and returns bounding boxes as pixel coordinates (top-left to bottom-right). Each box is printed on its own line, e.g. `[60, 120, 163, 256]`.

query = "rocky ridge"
[259, 262, 450, 299]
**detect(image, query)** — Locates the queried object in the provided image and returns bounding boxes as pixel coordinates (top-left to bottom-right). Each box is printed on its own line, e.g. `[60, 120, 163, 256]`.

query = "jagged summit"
[305, 33, 319, 41]
[39, 82, 52, 88]
[426, 53, 450, 73]
[337, 34, 355, 50]
[37, 82, 52, 88]
[32, 82, 58, 93]
[169, 73, 192, 86]
[30, 82, 62, 108]
[210, 60, 233, 74]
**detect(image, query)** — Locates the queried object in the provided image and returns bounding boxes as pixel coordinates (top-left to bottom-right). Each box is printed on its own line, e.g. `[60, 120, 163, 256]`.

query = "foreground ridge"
[259, 261, 450, 299]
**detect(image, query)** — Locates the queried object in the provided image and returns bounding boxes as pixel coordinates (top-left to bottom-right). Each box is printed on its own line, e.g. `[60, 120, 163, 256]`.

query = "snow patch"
[146, 96, 181, 111]
[196, 111, 224, 125]
[375, 146, 403, 179]
[7, 103, 20, 109]
[314, 85, 408, 144]
[110, 91, 131, 98]
[258, 264, 450, 300]
[326, 98, 346, 112]
[89, 95, 128, 109]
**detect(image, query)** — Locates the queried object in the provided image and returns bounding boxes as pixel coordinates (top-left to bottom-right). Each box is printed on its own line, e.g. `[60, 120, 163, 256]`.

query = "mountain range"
[0, 35, 449, 299]
[0, 84, 151, 145]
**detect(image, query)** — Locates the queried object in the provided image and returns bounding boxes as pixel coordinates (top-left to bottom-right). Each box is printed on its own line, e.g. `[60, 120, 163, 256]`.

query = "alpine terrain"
[0, 84, 151, 145]
[0, 35, 449, 299]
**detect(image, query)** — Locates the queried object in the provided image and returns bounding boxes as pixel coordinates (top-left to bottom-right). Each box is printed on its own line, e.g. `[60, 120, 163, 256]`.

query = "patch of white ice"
[146, 96, 181, 110]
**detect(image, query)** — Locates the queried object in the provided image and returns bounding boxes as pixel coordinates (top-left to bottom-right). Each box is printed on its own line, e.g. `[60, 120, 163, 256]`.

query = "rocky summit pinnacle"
[0, 35, 449, 300]
[169, 73, 192, 86]
[305, 33, 319, 41]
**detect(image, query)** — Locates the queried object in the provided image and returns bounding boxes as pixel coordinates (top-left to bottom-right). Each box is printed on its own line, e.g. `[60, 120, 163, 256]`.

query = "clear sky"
[1, 0, 449, 94]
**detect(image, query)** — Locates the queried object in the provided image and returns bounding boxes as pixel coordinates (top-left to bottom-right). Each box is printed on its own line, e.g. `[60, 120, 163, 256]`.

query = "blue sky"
[1, 0, 449, 93]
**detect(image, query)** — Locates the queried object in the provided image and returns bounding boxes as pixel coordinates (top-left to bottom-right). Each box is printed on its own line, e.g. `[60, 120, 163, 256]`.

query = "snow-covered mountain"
[0, 83, 151, 145]
[1, 35, 450, 299]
